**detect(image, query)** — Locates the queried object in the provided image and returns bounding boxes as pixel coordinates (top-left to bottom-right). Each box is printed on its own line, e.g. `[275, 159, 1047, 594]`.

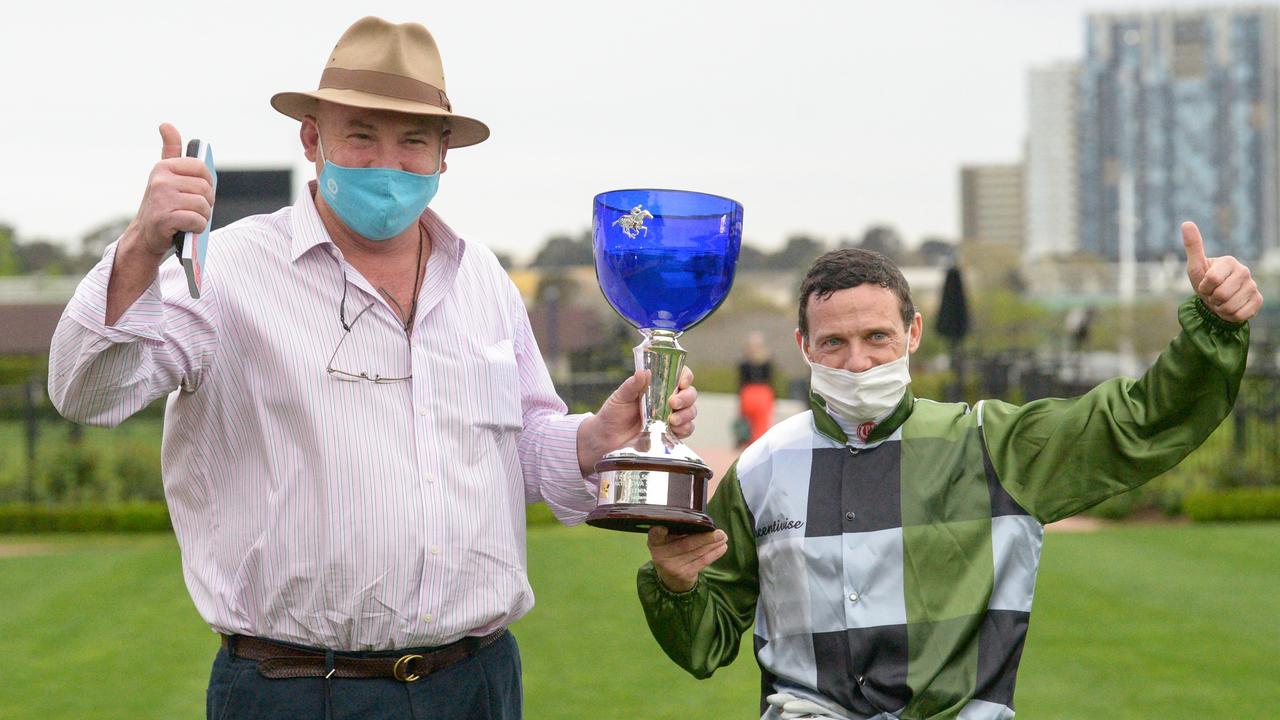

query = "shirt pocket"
[475, 339, 523, 431]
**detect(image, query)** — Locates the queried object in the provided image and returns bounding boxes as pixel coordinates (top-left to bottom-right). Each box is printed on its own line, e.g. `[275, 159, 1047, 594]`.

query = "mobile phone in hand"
[172, 139, 217, 298]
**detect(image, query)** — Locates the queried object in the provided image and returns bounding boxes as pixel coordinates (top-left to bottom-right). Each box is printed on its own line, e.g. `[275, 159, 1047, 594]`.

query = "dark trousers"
[206, 631, 522, 720]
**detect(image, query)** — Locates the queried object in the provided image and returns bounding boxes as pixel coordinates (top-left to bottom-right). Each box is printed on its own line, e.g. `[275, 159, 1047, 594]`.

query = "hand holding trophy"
[587, 189, 743, 534]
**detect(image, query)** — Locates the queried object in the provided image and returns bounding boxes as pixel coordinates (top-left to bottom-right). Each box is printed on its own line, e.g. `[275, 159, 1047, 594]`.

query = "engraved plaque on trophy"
[587, 189, 743, 534]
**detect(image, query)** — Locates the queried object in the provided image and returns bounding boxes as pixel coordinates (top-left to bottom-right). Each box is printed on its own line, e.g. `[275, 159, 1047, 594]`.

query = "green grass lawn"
[1, 523, 1276, 719]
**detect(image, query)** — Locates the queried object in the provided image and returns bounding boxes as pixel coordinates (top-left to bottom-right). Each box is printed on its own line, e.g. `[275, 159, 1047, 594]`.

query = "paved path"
[685, 392, 804, 456]
[0, 543, 58, 558]
[685, 392, 804, 490]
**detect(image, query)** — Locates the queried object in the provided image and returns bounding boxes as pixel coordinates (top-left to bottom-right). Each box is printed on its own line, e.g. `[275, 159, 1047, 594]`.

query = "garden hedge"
[1182, 487, 1280, 522]
[0, 502, 171, 533]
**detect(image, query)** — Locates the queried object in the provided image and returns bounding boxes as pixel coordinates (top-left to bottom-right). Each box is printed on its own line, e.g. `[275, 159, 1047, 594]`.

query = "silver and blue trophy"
[587, 189, 743, 534]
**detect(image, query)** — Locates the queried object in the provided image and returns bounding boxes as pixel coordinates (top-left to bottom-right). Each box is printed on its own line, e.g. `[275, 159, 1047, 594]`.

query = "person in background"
[737, 330, 776, 446]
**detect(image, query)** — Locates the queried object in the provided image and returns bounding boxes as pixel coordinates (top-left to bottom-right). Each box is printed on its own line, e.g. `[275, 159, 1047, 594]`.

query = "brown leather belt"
[221, 629, 507, 682]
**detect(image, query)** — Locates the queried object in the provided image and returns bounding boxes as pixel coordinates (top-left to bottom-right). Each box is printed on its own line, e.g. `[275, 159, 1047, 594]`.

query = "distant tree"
[917, 237, 956, 267]
[530, 230, 594, 268]
[80, 217, 131, 257]
[0, 224, 18, 276]
[15, 239, 70, 275]
[567, 318, 634, 375]
[1003, 268, 1028, 295]
[770, 234, 826, 270]
[535, 271, 580, 305]
[736, 242, 770, 270]
[857, 225, 905, 262]
[967, 288, 1059, 354]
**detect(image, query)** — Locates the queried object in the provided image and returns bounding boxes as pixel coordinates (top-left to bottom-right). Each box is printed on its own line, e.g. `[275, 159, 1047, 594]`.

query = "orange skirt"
[739, 383, 776, 444]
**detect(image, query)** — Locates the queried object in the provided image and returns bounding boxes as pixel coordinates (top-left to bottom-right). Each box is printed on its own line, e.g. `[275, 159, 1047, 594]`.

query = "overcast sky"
[2, 0, 1239, 261]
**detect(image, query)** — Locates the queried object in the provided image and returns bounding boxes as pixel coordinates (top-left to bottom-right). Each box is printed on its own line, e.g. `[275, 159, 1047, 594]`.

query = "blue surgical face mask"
[317, 137, 441, 241]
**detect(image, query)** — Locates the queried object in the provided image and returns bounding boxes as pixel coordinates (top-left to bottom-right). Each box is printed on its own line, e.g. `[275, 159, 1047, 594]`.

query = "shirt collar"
[289, 181, 467, 265]
[810, 386, 915, 447]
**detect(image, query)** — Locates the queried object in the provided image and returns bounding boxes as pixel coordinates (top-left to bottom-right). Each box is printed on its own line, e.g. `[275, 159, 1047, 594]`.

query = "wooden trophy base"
[585, 504, 717, 534]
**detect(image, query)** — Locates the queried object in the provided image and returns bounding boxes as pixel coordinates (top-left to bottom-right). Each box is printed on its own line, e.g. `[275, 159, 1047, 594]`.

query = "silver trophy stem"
[636, 329, 685, 429]
[589, 327, 714, 533]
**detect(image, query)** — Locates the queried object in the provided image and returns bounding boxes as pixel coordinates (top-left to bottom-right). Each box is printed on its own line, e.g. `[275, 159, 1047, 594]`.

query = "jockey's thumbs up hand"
[1181, 221, 1263, 324]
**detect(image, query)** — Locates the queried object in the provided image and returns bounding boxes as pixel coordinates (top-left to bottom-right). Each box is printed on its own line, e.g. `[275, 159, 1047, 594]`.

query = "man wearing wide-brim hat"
[48, 16, 698, 719]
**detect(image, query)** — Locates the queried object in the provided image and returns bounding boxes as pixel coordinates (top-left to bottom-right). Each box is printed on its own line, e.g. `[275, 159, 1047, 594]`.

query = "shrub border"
[0, 502, 172, 533]
[1183, 488, 1280, 522]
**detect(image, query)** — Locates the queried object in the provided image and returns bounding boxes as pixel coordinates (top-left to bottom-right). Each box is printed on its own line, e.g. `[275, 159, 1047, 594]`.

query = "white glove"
[765, 692, 847, 720]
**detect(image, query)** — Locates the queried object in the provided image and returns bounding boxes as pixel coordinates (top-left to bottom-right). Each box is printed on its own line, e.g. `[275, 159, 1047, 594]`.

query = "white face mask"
[807, 327, 912, 435]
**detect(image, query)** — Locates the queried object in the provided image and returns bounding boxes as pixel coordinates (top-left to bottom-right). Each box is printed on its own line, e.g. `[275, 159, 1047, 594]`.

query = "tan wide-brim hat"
[271, 16, 490, 148]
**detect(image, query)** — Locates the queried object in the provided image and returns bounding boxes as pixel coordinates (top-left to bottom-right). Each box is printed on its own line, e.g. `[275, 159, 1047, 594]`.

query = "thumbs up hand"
[103, 124, 216, 324]
[1182, 221, 1264, 324]
[126, 123, 215, 258]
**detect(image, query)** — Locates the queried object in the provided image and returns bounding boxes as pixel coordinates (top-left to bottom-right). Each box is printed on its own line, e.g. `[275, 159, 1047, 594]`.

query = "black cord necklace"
[379, 224, 425, 333]
[337, 224, 425, 334]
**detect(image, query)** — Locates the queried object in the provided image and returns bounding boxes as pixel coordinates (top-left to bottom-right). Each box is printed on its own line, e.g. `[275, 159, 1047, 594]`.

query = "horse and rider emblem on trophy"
[612, 205, 655, 239]
[587, 189, 744, 534]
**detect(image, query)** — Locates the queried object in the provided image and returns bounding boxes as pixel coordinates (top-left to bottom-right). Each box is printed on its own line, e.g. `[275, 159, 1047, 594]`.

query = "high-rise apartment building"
[960, 164, 1025, 247]
[1025, 62, 1080, 261]
[1079, 7, 1280, 262]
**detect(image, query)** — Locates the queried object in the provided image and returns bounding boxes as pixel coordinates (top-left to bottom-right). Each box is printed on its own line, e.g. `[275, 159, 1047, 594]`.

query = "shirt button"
[845, 511, 855, 521]
[423, 614, 433, 623]
[430, 545, 440, 555]
[848, 592, 860, 603]
[419, 408, 428, 417]
[424, 473, 436, 483]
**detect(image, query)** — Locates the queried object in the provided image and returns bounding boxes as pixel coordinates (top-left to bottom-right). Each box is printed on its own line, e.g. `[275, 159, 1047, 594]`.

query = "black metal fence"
[0, 382, 42, 502]
[0, 380, 164, 504]
[971, 350, 1280, 487]
[553, 371, 626, 414]
[4, 347, 1277, 501]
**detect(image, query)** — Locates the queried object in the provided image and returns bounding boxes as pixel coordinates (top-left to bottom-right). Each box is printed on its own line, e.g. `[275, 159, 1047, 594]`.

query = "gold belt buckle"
[392, 654, 424, 682]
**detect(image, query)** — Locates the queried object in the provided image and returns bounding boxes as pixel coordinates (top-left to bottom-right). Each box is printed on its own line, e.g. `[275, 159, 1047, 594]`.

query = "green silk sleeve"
[981, 296, 1249, 524]
[636, 461, 760, 679]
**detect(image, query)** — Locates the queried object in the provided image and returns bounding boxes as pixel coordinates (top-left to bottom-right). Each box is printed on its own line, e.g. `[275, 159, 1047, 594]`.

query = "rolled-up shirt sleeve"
[48, 241, 219, 427]
[508, 287, 600, 524]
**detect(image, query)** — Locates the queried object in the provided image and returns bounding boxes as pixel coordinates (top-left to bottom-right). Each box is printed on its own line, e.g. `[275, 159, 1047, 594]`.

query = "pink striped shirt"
[48, 191, 598, 651]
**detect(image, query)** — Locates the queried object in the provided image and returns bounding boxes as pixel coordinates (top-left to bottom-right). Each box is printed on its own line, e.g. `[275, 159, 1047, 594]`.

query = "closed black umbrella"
[935, 266, 970, 401]
[935, 265, 970, 343]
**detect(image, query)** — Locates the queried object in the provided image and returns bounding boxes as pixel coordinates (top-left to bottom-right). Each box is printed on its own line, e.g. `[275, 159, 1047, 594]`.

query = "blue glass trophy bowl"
[587, 189, 743, 534]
